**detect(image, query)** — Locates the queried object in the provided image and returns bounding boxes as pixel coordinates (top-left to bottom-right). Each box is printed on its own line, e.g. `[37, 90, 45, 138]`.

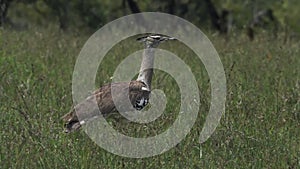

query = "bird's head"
[137, 34, 176, 48]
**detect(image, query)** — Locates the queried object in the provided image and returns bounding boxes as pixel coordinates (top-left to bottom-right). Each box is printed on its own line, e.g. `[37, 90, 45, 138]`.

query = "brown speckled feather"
[62, 80, 149, 133]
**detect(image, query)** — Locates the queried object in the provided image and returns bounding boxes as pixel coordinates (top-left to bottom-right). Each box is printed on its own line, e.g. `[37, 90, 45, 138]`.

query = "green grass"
[0, 27, 299, 168]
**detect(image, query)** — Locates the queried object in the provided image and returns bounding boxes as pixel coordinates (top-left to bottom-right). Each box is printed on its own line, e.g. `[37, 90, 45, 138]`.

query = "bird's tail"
[61, 110, 81, 133]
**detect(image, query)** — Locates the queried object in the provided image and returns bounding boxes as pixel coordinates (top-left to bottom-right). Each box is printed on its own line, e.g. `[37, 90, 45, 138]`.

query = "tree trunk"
[204, 0, 221, 31]
[0, 0, 10, 26]
[126, 0, 140, 13]
[167, 0, 175, 15]
[204, 0, 231, 34]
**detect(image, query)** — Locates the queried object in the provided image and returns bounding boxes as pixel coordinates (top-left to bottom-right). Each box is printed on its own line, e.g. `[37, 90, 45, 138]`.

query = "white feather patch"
[141, 87, 150, 91]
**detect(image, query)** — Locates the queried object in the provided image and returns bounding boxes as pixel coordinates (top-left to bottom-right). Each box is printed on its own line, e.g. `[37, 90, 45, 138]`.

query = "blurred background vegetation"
[1, 0, 299, 39]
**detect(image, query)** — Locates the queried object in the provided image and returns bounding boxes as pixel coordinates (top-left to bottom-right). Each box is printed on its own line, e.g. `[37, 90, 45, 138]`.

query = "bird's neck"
[137, 47, 155, 90]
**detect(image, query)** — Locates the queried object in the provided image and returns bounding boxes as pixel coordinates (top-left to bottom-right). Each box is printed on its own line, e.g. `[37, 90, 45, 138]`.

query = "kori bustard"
[62, 34, 176, 133]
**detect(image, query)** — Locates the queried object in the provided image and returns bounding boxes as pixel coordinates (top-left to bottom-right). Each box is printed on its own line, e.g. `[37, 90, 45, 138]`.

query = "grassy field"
[0, 27, 299, 168]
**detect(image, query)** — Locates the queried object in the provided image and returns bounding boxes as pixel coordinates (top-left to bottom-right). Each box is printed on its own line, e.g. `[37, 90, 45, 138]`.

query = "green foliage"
[5, 0, 299, 34]
[273, 0, 300, 32]
[1, 26, 299, 168]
